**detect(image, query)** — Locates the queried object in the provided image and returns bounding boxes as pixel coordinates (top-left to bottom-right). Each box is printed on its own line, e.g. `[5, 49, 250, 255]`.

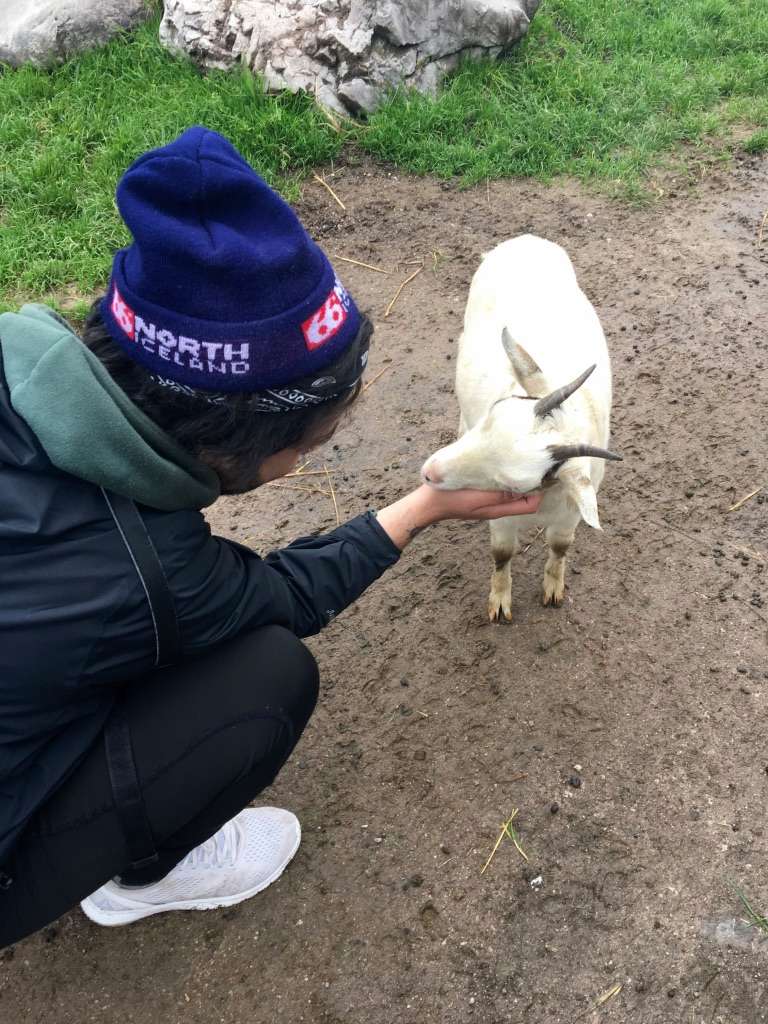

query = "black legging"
[0, 625, 319, 949]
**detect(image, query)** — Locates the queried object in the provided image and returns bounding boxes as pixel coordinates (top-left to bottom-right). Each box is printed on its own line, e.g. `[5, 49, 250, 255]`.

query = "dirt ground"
[2, 153, 768, 1024]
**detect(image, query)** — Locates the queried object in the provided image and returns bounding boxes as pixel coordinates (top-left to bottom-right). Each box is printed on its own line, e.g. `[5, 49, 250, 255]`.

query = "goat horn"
[534, 364, 596, 418]
[548, 444, 623, 463]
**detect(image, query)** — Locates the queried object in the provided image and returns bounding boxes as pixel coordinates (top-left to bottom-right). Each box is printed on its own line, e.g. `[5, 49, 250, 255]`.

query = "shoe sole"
[80, 823, 301, 927]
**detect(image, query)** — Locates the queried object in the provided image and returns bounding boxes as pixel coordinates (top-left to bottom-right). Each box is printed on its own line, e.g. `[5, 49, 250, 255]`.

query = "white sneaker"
[80, 807, 300, 927]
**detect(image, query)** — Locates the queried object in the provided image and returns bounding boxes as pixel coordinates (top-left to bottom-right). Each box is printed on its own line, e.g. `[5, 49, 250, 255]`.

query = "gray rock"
[337, 78, 380, 116]
[160, 0, 541, 117]
[0, 0, 150, 67]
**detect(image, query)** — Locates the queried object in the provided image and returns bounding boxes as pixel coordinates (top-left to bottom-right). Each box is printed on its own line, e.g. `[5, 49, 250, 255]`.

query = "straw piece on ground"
[758, 208, 768, 246]
[595, 983, 623, 1008]
[269, 482, 330, 498]
[312, 172, 346, 211]
[503, 818, 529, 862]
[481, 810, 520, 875]
[284, 469, 337, 479]
[648, 519, 767, 565]
[334, 255, 390, 274]
[727, 486, 763, 513]
[363, 365, 390, 393]
[522, 527, 545, 553]
[324, 463, 340, 526]
[384, 265, 423, 318]
[573, 983, 624, 1022]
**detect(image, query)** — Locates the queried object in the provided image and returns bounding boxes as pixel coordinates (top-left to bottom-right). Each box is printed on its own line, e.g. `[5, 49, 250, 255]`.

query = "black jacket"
[0, 358, 400, 866]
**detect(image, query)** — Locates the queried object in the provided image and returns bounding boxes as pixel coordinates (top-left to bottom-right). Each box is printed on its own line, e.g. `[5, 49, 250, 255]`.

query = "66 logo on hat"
[111, 285, 135, 339]
[302, 277, 351, 351]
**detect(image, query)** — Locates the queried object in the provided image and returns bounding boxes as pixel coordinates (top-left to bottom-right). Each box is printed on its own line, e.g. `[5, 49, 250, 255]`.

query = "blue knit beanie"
[101, 126, 361, 394]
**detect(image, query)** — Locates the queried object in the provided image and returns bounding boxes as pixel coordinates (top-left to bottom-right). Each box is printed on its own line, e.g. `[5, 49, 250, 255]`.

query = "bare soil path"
[2, 153, 767, 1024]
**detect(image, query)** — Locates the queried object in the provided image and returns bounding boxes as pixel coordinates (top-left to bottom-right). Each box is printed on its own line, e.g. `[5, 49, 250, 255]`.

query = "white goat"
[421, 234, 620, 621]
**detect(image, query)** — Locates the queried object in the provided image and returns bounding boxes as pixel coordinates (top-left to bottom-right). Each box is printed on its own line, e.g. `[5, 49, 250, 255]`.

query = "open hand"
[375, 484, 542, 551]
[419, 484, 541, 524]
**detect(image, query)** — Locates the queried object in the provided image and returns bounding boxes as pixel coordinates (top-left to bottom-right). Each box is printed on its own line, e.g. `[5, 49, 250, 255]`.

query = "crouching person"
[0, 127, 540, 947]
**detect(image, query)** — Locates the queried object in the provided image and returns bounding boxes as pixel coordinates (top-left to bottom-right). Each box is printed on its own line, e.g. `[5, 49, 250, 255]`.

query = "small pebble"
[568, 775, 582, 788]
[550, 802, 560, 814]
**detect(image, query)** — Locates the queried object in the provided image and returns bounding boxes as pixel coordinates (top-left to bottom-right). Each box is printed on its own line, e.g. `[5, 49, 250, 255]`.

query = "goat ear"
[559, 466, 602, 530]
[500, 329, 548, 398]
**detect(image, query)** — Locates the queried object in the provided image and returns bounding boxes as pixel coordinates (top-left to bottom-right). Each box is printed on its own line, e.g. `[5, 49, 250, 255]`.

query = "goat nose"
[421, 460, 443, 486]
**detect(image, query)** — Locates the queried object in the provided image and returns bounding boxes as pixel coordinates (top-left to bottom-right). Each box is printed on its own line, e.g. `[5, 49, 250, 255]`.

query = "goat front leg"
[488, 518, 520, 622]
[542, 525, 576, 607]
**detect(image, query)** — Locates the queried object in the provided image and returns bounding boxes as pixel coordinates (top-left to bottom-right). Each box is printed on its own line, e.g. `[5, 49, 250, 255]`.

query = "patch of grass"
[736, 887, 768, 936]
[362, 0, 768, 188]
[2, 0, 768, 309]
[0, 14, 341, 309]
[743, 129, 768, 154]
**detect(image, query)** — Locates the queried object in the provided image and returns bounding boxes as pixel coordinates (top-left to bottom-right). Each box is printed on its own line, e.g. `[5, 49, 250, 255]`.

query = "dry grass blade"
[503, 818, 529, 862]
[334, 255, 390, 274]
[320, 108, 343, 134]
[572, 982, 624, 1022]
[384, 265, 423, 318]
[727, 486, 763, 513]
[324, 463, 340, 526]
[269, 482, 331, 498]
[758, 209, 768, 246]
[647, 519, 767, 565]
[363, 365, 390, 392]
[312, 172, 347, 211]
[595, 983, 623, 1007]
[481, 810, 522, 875]
[284, 469, 336, 479]
[522, 527, 545, 553]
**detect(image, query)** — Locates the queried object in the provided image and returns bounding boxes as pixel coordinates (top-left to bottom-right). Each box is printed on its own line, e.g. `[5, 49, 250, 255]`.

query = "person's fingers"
[478, 492, 542, 517]
[427, 487, 542, 522]
[456, 489, 528, 510]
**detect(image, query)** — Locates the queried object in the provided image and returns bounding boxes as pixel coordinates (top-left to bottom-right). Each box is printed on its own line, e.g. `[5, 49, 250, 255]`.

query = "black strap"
[104, 709, 159, 869]
[101, 489, 181, 668]
[102, 488, 181, 870]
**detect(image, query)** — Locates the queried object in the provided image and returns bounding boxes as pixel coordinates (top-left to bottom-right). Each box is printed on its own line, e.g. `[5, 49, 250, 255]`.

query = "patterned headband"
[152, 322, 370, 412]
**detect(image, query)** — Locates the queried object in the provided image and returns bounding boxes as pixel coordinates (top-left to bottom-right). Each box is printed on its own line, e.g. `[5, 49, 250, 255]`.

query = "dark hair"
[80, 299, 370, 494]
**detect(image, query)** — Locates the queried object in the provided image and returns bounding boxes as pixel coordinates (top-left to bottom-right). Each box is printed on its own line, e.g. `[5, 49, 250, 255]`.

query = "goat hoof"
[488, 601, 513, 623]
[542, 589, 564, 608]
